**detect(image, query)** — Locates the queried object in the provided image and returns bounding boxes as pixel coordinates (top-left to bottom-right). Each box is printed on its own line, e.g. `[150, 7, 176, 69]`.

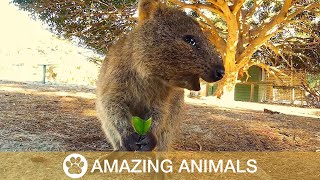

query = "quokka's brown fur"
[96, 0, 224, 151]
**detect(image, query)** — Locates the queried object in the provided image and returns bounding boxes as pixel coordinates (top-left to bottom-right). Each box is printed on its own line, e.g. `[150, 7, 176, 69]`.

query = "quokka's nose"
[201, 65, 225, 82]
[215, 67, 225, 80]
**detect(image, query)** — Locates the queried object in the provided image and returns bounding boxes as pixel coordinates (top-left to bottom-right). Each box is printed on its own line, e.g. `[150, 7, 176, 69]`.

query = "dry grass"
[0, 81, 319, 152]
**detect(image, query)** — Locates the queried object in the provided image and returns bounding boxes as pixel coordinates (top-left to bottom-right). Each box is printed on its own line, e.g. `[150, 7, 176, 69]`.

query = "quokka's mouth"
[201, 74, 218, 83]
[186, 79, 200, 91]
[183, 75, 201, 91]
[168, 75, 201, 91]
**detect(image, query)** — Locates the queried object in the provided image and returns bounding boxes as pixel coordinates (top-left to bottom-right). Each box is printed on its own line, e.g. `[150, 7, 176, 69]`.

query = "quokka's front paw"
[122, 132, 157, 151]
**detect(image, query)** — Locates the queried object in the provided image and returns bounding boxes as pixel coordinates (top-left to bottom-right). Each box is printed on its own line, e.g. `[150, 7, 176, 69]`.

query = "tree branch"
[284, 3, 320, 22]
[251, 0, 293, 37]
[195, 9, 226, 54]
[246, 61, 286, 83]
[231, 0, 246, 14]
[169, 0, 225, 18]
[236, 0, 295, 68]
[264, 42, 294, 69]
[293, 24, 320, 41]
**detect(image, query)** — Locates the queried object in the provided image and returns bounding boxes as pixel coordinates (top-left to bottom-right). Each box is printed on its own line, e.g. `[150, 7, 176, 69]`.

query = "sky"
[0, 0, 100, 63]
[0, 0, 53, 53]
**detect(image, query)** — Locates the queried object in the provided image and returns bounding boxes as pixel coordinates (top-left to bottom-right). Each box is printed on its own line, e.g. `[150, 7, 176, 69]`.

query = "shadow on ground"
[0, 81, 319, 151]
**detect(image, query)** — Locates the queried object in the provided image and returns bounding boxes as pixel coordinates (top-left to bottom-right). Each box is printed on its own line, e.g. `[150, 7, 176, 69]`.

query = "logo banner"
[0, 152, 319, 179]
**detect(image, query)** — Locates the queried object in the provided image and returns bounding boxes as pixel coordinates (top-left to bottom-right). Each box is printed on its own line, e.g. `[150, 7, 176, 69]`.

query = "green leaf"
[131, 116, 152, 135]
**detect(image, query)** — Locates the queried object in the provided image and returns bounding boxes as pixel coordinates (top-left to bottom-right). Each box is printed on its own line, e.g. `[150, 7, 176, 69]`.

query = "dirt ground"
[0, 81, 319, 152]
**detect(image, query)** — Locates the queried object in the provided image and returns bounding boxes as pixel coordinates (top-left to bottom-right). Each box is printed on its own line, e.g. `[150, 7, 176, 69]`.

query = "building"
[206, 66, 307, 105]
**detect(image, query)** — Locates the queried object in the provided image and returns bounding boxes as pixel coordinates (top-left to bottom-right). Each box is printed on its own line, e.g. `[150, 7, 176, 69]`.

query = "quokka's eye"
[183, 35, 199, 49]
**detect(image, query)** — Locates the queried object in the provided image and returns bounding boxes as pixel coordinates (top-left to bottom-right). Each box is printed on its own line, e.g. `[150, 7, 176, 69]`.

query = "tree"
[13, 0, 320, 99]
[12, 0, 137, 54]
[169, 0, 320, 99]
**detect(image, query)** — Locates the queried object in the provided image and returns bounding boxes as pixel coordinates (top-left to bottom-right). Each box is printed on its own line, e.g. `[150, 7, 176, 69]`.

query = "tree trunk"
[215, 71, 238, 102]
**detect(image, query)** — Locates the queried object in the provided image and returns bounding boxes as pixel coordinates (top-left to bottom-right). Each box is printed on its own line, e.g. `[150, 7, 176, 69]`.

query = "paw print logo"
[63, 153, 88, 178]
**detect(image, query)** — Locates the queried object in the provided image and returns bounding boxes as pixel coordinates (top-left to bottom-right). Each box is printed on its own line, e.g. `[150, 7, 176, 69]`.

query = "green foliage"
[249, 0, 320, 73]
[131, 116, 152, 135]
[11, 0, 320, 73]
[305, 73, 320, 107]
[12, 0, 137, 54]
[307, 73, 320, 90]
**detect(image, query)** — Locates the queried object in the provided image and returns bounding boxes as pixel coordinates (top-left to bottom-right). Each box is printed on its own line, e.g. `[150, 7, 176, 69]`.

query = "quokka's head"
[133, 0, 224, 91]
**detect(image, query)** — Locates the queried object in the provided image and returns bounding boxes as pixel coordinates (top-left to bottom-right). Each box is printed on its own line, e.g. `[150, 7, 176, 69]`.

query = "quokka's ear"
[138, 0, 161, 23]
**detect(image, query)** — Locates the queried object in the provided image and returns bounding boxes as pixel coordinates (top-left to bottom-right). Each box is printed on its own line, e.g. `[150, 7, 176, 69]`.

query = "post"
[42, 64, 47, 84]
[250, 83, 254, 102]
[301, 89, 303, 106]
[200, 83, 210, 96]
[290, 87, 295, 104]
[206, 83, 210, 96]
[290, 59, 294, 104]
